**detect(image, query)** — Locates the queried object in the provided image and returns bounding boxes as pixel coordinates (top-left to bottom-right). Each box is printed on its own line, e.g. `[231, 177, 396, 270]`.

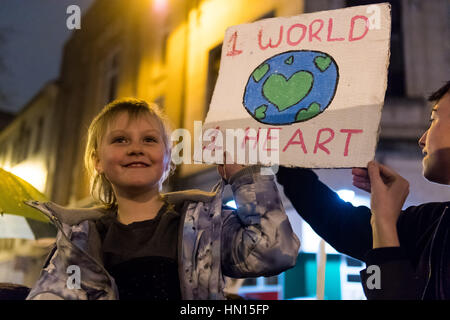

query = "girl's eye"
[144, 136, 157, 143]
[112, 137, 127, 143]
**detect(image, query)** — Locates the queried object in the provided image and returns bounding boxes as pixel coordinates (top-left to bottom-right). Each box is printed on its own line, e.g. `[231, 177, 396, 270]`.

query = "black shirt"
[95, 202, 181, 300]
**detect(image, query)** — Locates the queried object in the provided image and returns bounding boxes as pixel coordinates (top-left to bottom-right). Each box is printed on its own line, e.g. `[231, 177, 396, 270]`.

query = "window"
[12, 123, 31, 164]
[205, 43, 222, 115]
[347, 274, 361, 282]
[11, 123, 31, 164]
[239, 274, 283, 299]
[345, 256, 363, 267]
[346, 0, 405, 97]
[264, 275, 279, 285]
[204, 11, 276, 117]
[161, 31, 169, 65]
[340, 254, 366, 299]
[241, 276, 279, 287]
[22, 126, 31, 163]
[103, 50, 121, 104]
[242, 277, 257, 286]
[0, 140, 6, 162]
[256, 11, 275, 21]
[34, 117, 44, 154]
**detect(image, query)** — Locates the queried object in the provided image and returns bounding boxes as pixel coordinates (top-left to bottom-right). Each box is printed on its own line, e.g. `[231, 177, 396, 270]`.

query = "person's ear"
[94, 152, 103, 174]
[164, 150, 172, 172]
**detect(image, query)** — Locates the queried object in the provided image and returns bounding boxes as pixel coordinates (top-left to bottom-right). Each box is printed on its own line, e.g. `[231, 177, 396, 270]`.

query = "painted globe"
[243, 50, 339, 125]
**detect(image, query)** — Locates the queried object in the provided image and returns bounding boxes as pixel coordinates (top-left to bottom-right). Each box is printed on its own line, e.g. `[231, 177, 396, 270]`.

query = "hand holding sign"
[217, 152, 245, 183]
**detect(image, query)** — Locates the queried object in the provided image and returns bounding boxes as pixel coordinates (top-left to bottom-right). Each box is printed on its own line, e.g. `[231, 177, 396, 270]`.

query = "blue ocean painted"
[243, 50, 339, 125]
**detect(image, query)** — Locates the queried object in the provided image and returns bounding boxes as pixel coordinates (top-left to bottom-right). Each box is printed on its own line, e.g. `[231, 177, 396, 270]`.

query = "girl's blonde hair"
[84, 97, 174, 209]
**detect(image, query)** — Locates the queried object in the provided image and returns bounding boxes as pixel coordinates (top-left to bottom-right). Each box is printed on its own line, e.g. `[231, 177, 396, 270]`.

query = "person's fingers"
[352, 175, 369, 184]
[352, 168, 369, 192]
[223, 151, 235, 164]
[352, 181, 371, 193]
[217, 164, 226, 180]
[352, 167, 368, 177]
[377, 163, 398, 185]
[377, 163, 398, 178]
[379, 164, 409, 197]
[367, 161, 384, 190]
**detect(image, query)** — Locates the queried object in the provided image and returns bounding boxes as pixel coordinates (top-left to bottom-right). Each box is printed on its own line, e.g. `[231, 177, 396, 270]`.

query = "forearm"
[277, 166, 373, 260]
[221, 167, 300, 277]
[371, 218, 400, 249]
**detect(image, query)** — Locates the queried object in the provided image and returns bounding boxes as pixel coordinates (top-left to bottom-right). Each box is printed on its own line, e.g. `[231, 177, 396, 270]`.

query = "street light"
[6, 162, 47, 193]
[336, 189, 355, 202]
[226, 200, 237, 209]
[152, 0, 168, 13]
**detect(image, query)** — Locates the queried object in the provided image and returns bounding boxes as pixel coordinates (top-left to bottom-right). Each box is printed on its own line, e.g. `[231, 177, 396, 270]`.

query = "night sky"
[0, 0, 94, 114]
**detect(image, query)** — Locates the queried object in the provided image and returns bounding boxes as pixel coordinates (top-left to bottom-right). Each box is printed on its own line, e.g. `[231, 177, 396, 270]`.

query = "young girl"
[25, 98, 299, 300]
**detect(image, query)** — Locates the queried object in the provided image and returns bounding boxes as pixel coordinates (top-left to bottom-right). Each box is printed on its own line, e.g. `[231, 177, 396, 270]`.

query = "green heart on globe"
[285, 56, 294, 65]
[296, 102, 321, 121]
[254, 104, 267, 120]
[314, 56, 332, 72]
[252, 63, 269, 82]
[262, 71, 313, 112]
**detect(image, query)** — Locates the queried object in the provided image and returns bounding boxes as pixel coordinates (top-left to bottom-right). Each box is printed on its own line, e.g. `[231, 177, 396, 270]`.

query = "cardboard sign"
[203, 4, 391, 168]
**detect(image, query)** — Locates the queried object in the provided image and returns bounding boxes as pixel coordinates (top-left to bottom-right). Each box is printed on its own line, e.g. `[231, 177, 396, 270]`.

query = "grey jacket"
[25, 167, 300, 300]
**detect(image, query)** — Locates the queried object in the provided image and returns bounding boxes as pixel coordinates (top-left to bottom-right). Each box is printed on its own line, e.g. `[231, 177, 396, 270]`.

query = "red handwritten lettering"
[327, 18, 345, 42]
[309, 19, 324, 42]
[226, 31, 243, 56]
[313, 128, 335, 154]
[241, 127, 259, 150]
[203, 126, 222, 151]
[282, 129, 308, 154]
[263, 128, 281, 152]
[287, 24, 307, 46]
[349, 15, 369, 41]
[258, 26, 284, 50]
[340, 129, 363, 156]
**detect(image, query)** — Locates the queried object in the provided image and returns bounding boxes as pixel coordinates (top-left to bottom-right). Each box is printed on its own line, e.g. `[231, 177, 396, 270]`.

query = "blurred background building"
[0, 0, 448, 299]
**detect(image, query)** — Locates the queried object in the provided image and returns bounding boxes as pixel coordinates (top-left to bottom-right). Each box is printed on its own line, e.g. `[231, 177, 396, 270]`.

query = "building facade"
[0, 81, 59, 196]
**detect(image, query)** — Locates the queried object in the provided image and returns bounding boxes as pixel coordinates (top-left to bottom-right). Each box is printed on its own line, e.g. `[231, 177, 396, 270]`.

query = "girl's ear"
[94, 152, 103, 174]
[160, 151, 172, 183]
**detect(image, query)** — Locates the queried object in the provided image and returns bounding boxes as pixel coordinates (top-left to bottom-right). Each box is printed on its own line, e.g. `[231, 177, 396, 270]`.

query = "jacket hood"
[25, 187, 221, 226]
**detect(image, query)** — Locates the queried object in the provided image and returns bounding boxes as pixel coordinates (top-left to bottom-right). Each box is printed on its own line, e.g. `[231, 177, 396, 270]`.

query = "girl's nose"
[127, 142, 144, 155]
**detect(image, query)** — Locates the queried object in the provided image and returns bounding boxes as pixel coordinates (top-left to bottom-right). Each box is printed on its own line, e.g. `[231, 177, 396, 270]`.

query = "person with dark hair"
[277, 81, 450, 299]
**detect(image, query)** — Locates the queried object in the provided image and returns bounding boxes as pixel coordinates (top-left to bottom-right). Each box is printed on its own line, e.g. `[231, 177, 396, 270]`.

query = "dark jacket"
[276, 166, 450, 300]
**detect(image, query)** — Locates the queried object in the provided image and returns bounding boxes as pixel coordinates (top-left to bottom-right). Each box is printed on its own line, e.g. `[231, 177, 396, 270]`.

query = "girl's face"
[95, 112, 169, 195]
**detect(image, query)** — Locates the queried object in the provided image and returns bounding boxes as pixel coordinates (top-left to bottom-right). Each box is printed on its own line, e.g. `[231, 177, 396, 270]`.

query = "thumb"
[377, 163, 398, 181]
[367, 161, 384, 190]
[378, 163, 408, 194]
